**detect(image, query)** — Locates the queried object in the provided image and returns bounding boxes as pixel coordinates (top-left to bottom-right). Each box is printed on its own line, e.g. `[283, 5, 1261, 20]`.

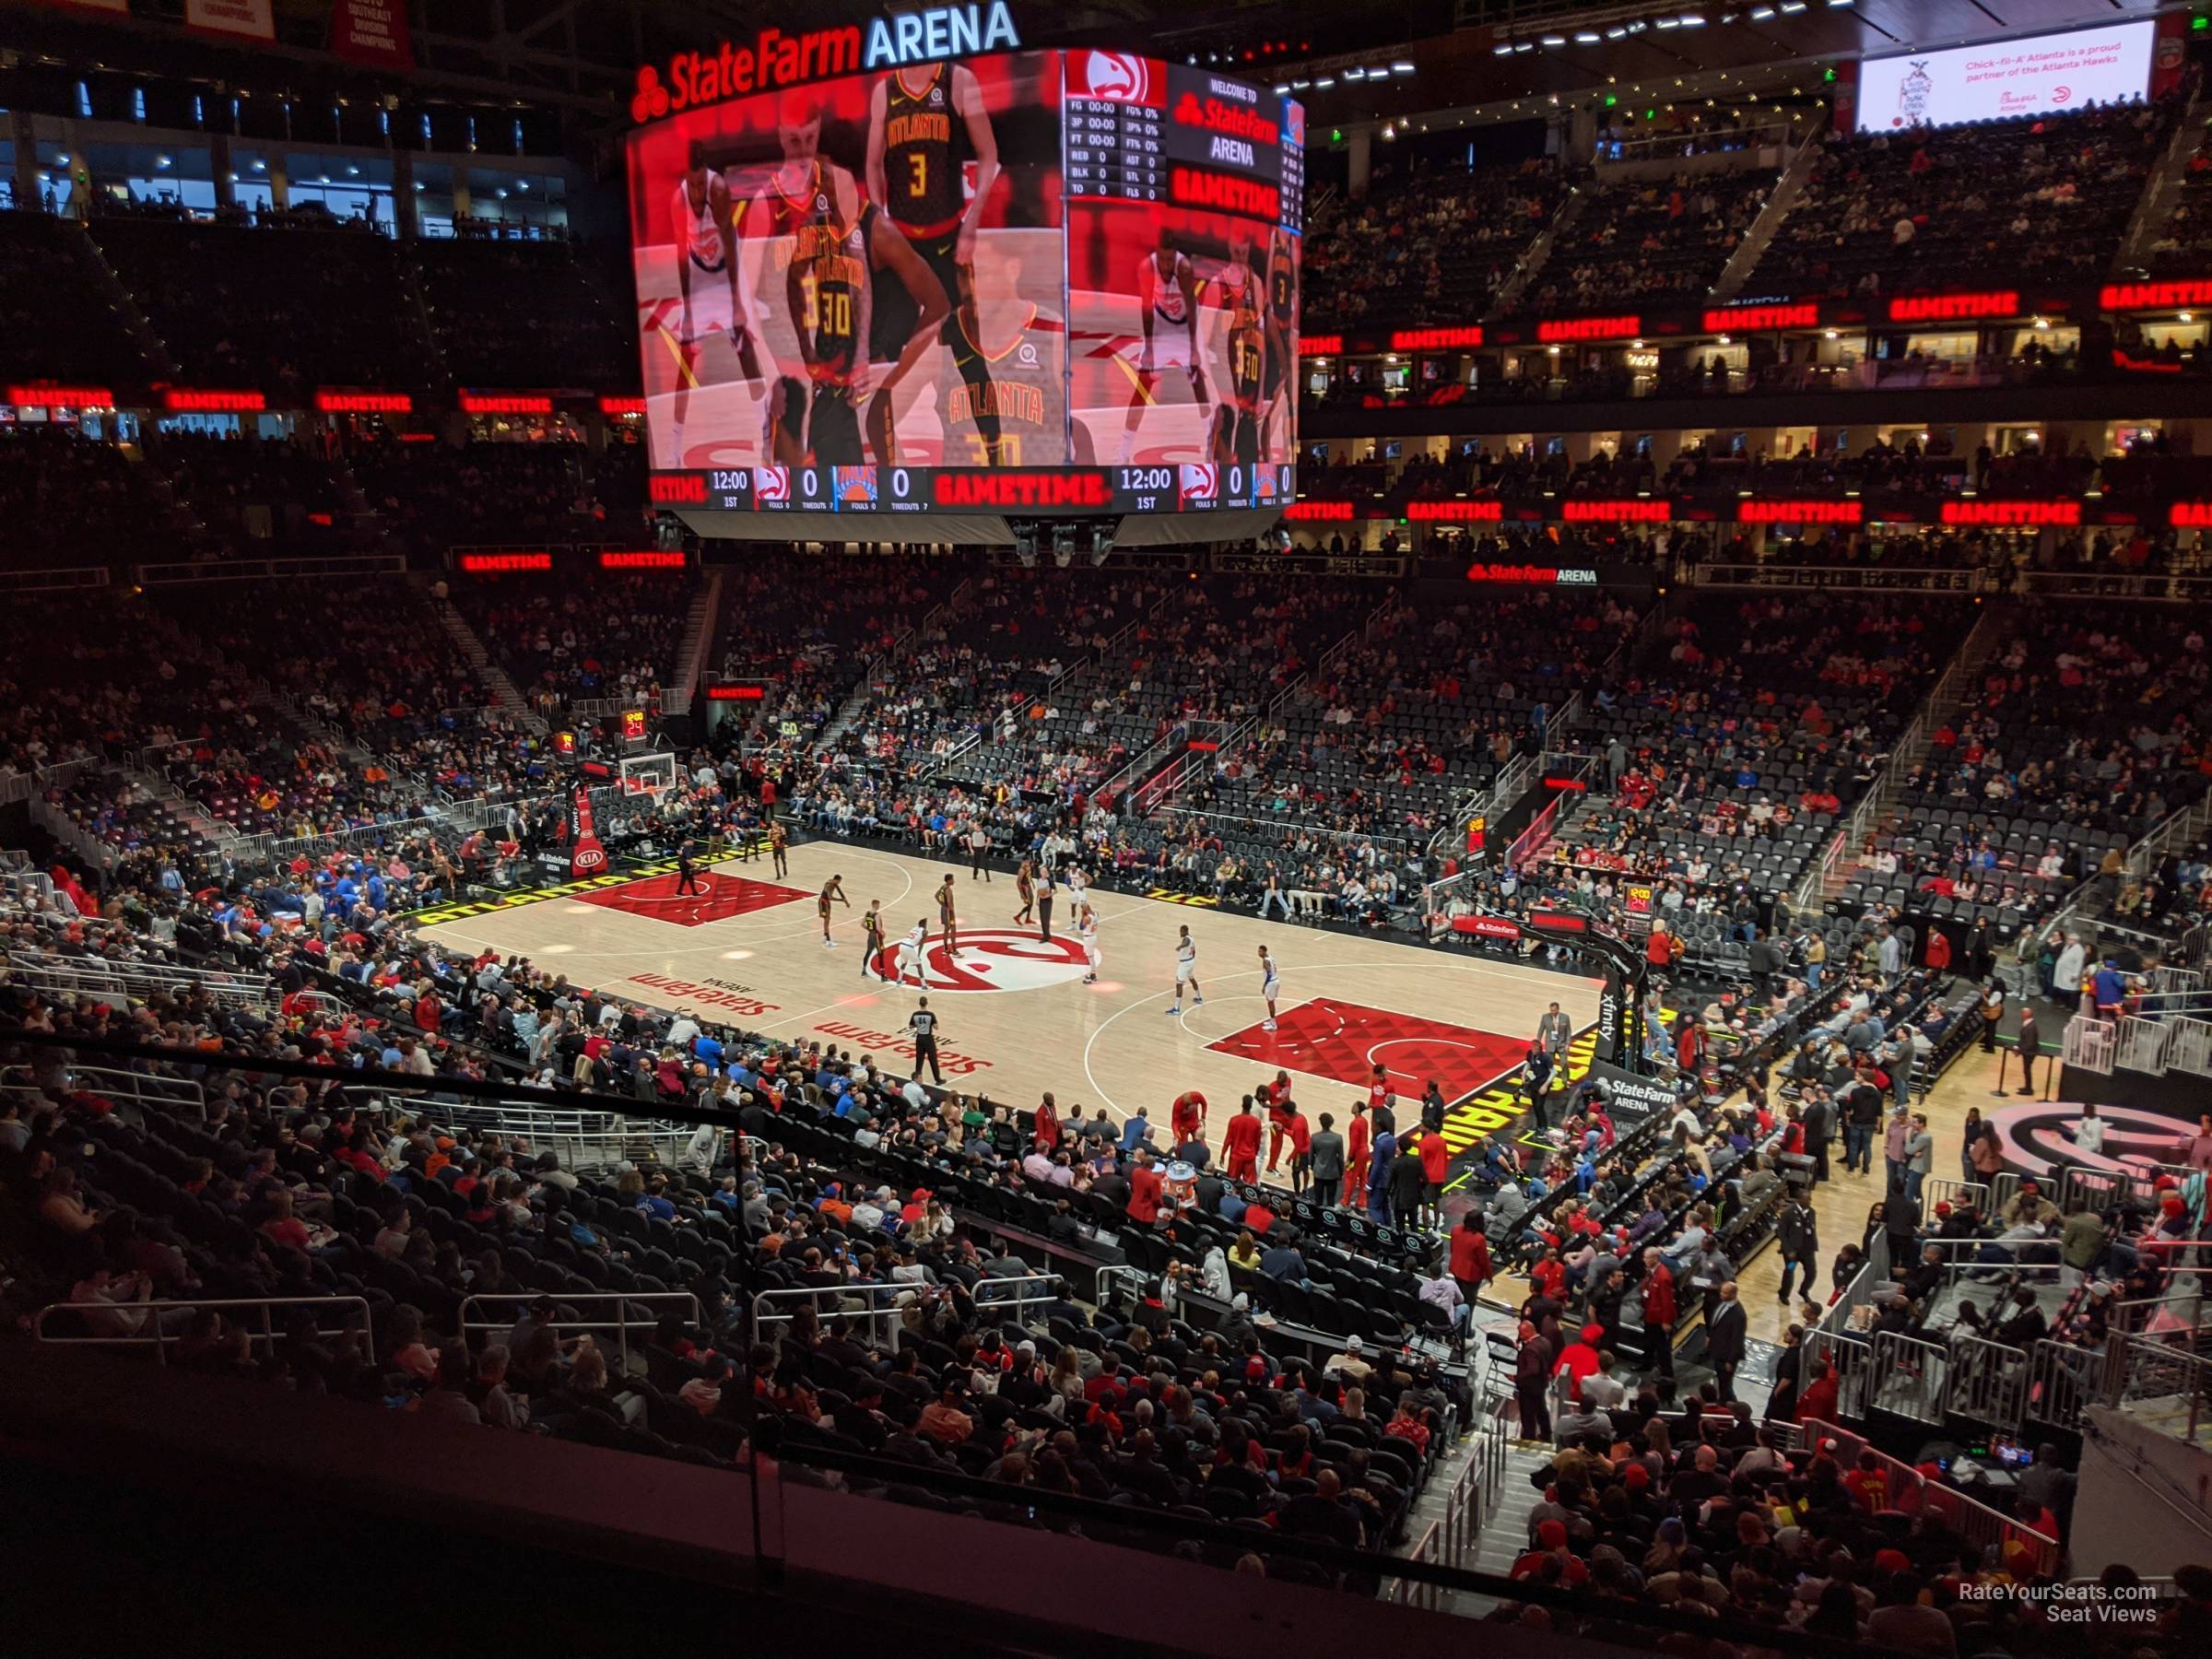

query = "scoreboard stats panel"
[677, 460, 1297, 515]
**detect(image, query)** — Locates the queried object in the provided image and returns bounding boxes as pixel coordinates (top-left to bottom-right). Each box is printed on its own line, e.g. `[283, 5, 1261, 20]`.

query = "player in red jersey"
[1263, 1067, 1295, 1173]
[1171, 1089, 1207, 1146]
[1223, 1098, 1263, 1183]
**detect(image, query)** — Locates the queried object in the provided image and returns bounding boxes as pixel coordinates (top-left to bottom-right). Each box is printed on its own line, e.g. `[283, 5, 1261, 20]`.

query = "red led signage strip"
[1536, 315, 1640, 344]
[597, 549, 689, 570]
[1887, 291, 2020, 324]
[2170, 503, 2212, 529]
[315, 390, 412, 414]
[705, 683, 768, 701]
[1390, 326, 1484, 351]
[599, 395, 648, 416]
[1939, 500, 2080, 527]
[461, 393, 555, 416]
[7, 384, 114, 409]
[163, 389, 267, 413]
[2100, 279, 2212, 312]
[1561, 500, 1669, 523]
[1298, 335, 1343, 357]
[1736, 500, 1863, 525]
[1284, 500, 1355, 521]
[1702, 304, 1818, 332]
[458, 552, 555, 573]
[1406, 500, 1504, 523]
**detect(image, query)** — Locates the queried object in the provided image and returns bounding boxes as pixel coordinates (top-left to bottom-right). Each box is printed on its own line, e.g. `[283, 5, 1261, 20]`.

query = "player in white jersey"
[1167, 923, 1204, 1014]
[1064, 865, 1088, 912]
[1078, 903, 1101, 984]
[667, 141, 761, 463]
[896, 921, 928, 987]
[1117, 225, 1206, 465]
[1257, 943, 1280, 1031]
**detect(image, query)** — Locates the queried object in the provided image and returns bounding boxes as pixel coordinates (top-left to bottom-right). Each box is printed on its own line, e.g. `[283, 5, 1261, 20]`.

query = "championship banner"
[570, 787, 608, 877]
[330, 0, 415, 67]
[185, 0, 276, 41]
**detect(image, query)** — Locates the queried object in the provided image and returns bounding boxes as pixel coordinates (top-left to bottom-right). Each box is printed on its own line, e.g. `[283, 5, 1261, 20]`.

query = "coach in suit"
[1308, 1113, 1346, 1208]
[1704, 1280, 1747, 1402]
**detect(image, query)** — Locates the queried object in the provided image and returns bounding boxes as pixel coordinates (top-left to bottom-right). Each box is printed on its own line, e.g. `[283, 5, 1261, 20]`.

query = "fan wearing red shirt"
[1841, 1451, 1890, 1514]
[1223, 1099, 1264, 1182]
[1033, 1092, 1062, 1152]
[1126, 1152, 1164, 1225]
[1416, 1128, 1450, 1223]
[1171, 1089, 1207, 1146]
[1449, 1213, 1490, 1302]
[1263, 1071, 1296, 1172]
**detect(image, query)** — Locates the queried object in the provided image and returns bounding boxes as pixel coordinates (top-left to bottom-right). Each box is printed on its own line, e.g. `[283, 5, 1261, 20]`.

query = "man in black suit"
[1308, 1112, 1347, 1208]
[1705, 1279, 1747, 1402]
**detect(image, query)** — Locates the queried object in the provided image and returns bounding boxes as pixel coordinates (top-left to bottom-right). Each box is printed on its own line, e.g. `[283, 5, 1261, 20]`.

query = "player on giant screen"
[1209, 230, 1265, 473]
[865, 61, 1006, 462]
[759, 91, 948, 466]
[670, 140, 761, 462]
[1262, 226, 1298, 461]
[937, 234, 1078, 465]
[1115, 226, 1206, 466]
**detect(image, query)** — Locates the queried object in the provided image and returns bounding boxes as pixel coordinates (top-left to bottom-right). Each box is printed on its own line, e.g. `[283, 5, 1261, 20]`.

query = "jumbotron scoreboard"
[627, 6, 1301, 527]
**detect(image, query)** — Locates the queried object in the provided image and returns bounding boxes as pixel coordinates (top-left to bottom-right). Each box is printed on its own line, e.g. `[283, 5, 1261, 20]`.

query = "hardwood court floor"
[413, 840, 1601, 1159]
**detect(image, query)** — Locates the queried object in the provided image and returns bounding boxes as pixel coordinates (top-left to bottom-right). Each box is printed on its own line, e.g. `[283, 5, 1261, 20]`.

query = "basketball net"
[571, 786, 608, 877]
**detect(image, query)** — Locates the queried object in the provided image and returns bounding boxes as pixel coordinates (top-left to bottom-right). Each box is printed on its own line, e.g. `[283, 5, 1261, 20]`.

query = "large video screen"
[627, 50, 1300, 514]
[1856, 21, 2153, 133]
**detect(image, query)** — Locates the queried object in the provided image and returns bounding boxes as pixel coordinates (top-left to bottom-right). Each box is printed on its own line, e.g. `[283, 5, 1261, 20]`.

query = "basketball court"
[409, 840, 1603, 1169]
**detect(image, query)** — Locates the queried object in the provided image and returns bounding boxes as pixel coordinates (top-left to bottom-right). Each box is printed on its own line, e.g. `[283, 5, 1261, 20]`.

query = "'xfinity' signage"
[632, 5, 1021, 124]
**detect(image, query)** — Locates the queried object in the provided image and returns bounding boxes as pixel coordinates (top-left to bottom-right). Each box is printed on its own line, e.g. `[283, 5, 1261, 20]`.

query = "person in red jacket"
[1285, 1105, 1312, 1194]
[1223, 1098, 1263, 1182]
[1171, 1088, 1206, 1147]
[1345, 1102, 1371, 1200]
[1450, 1210, 1491, 1305]
[1551, 1321, 1605, 1405]
[1033, 1092, 1061, 1153]
[1263, 1070, 1296, 1171]
[1640, 1246, 1677, 1379]
[1416, 1127, 1451, 1226]
[1646, 921, 1674, 971]
[1126, 1149, 1164, 1225]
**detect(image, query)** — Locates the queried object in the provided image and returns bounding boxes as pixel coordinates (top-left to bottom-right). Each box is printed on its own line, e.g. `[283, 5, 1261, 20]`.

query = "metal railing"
[2026, 1337, 2100, 1433]
[408, 1097, 703, 1173]
[1805, 1328, 1877, 1419]
[6, 949, 276, 1010]
[459, 1290, 700, 1374]
[2105, 1330, 2212, 1445]
[1947, 1331, 2030, 1431]
[1807, 1423, 2058, 1575]
[33, 1294, 374, 1366]
[1, 1061, 207, 1124]
[749, 1274, 1058, 1346]
[1385, 1412, 1511, 1611]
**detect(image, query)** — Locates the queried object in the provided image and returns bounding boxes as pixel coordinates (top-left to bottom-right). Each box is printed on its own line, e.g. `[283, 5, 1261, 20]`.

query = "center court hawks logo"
[869, 928, 1093, 993]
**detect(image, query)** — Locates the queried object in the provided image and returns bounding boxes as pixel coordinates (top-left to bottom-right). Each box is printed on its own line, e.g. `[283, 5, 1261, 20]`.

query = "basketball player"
[1078, 902, 1101, 985]
[669, 141, 761, 465]
[927, 872, 957, 958]
[818, 874, 850, 947]
[1116, 225, 1206, 465]
[935, 235, 1072, 465]
[1013, 856, 1036, 924]
[1209, 233, 1265, 474]
[897, 920, 928, 987]
[861, 899, 886, 980]
[1261, 226, 1299, 459]
[865, 59, 1003, 461]
[1064, 863, 1088, 914]
[1170, 1088, 1207, 1147]
[760, 92, 946, 466]
[769, 819, 790, 878]
[1257, 943, 1280, 1031]
[1167, 924, 1203, 1015]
